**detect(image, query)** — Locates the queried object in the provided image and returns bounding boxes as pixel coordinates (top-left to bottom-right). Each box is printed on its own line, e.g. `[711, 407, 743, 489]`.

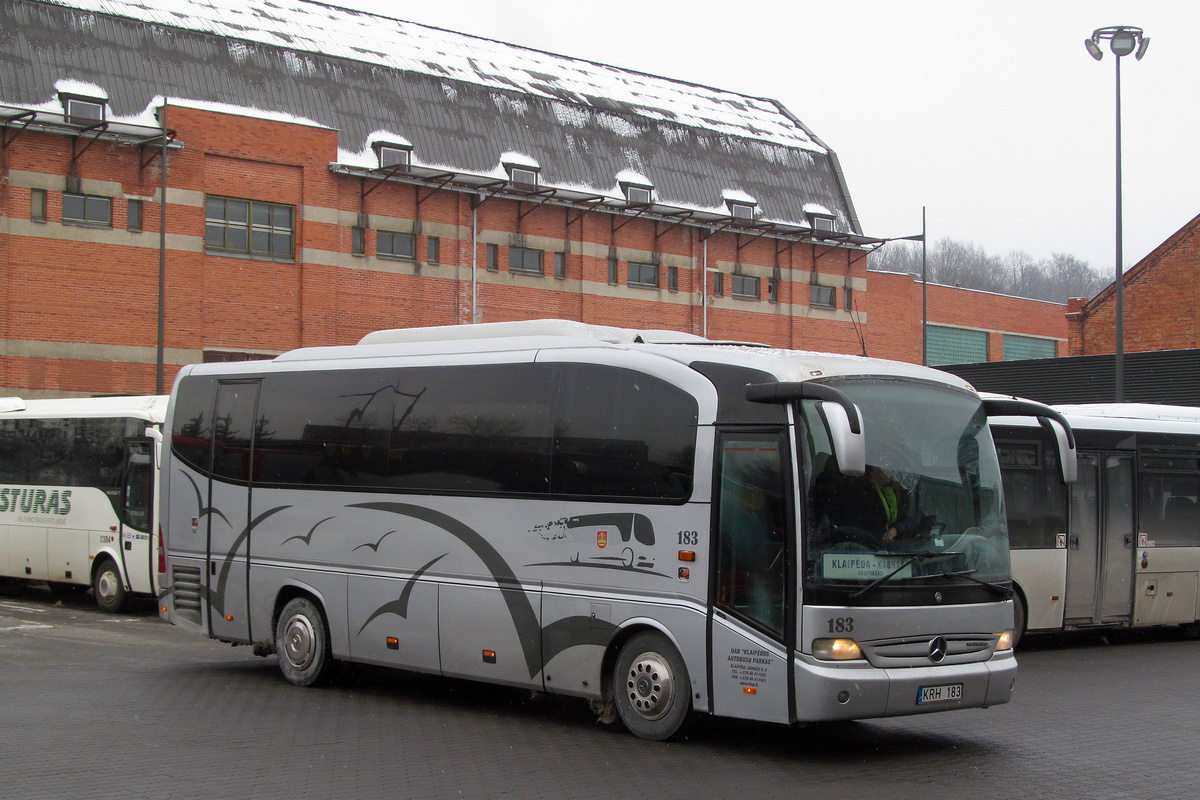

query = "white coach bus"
[993, 402, 1200, 644]
[0, 395, 167, 611]
[157, 320, 1072, 739]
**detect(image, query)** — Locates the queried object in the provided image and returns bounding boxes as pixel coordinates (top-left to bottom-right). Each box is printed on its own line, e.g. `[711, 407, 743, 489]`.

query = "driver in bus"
[830, 464, 928, 548]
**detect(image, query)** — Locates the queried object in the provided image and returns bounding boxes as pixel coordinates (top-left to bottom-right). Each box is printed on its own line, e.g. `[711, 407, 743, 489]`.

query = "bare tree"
[867, 238, 1106, 302]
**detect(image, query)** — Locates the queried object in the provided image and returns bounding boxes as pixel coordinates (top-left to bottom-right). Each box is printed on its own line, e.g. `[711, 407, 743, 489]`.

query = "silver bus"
[157, 320, 1072, 739]
[0, 395, 166, 611]
[993, 402, 1200, 644]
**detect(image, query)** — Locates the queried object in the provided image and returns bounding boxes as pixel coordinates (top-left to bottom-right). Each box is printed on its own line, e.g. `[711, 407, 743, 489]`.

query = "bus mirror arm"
[145, 426, 164, 471]
[982, 395, 1077, 484]
[746, 382, 865, 476]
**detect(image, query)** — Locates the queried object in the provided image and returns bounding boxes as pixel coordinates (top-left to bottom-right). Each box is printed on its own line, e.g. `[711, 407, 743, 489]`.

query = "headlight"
[995, 630, 1014, 651]
[812, 638, 863, 661]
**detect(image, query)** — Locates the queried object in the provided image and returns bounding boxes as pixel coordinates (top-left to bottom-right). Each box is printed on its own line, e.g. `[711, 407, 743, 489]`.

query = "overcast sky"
[341, 0, 1198, 279]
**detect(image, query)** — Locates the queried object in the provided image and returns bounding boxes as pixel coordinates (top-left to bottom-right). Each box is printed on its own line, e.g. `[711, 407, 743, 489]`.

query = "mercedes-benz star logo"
[929, 636, 948, 663]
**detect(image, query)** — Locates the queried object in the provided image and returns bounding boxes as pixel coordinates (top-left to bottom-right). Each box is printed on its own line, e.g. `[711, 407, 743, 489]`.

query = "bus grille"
[861, 635, 997, 667]
[172, 565, 203, 624]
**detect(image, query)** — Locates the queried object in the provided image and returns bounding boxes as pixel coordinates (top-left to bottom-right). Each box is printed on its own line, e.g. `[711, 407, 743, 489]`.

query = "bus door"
[205, 381, 260, 643]
[1065, 453, 1135, 626]
[709, 430, 792, 724]
[117, 440, 154, 596]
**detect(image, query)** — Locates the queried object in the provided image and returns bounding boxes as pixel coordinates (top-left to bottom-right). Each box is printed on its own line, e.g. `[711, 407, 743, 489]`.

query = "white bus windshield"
[802, 379, 1010, 602]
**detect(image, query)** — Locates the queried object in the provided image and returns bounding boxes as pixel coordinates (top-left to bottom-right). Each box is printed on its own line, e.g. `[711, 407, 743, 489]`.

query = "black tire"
[1012, 591, 1027, 649]
[92, 559, 127, 613]
[275, 597, 335, 687]
[612, 631, 692, 741]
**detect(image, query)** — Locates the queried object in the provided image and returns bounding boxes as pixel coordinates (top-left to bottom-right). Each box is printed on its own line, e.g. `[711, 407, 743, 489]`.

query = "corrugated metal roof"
[943, 349, 1200, 407]
[1, 0, 858, 232]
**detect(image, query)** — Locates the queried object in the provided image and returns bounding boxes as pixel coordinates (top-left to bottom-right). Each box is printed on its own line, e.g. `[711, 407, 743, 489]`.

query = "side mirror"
[818, 400, 865, 477]
[1041, 417, 1077, 484]
[982, 394, 1077, 484]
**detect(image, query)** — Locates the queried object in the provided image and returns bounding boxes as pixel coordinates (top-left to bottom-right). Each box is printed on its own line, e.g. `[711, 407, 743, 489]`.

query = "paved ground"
[1, 581, 1198, 800]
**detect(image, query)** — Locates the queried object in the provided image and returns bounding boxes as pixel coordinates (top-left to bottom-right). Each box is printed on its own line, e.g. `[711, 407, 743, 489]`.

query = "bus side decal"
[349, 500, 544, 679]
[541, 615, 619, 664]
[356, 553, 448, 635]
[208, 504, 292, 617]
[179, 470, 231, 528]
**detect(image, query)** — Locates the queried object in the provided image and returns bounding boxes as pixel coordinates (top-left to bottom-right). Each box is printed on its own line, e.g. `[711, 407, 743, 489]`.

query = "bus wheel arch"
[91, 557, 127, 613]
[609, 627, 693, 741]
[274, 593, 337, 687]
[1011, 584, 1028, 649]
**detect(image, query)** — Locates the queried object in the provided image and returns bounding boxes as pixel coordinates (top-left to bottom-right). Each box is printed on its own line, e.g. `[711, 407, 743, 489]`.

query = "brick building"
[0, 0, 1066, 398]
[1067, 212, 1200, 356]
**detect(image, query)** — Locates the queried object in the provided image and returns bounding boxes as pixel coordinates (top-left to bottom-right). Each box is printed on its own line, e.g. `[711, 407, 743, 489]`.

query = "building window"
[351, 226, 365, 256]
[628, 261, 659, 288]
[1002, 334, 1057, 361]
[62, 193, 112, 228]
[843, 286, 854, 311]
[127, 199, 143, 232]
[371, 141, 412, 170]
[768, 276, 779, 303]
[608, 257, 619, 285]
[554, 251, 566, 279]
[668, 265, 678, 292]
[713, 273, 724, 297]
[726, 199, 756, 221]
[809, 214, 836, 232]
[732, 274, 760, 300]
[427, 236, 440, 264]
[378, 230, 415, 259]
[810, 284, 836, 309]
[509, 246, 543, 275]
[62, 95, 106, 126]
[621, 183, 653, 205]
[487, 243, 499, 271]
[506, 165, 539, 188]
[927, 325, 989, 366]
[31, 188, 47, 222]
[205, 196, 294, 258]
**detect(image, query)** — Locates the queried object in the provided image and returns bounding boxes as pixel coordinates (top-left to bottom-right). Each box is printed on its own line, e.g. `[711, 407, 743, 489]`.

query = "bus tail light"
[157, 523, 167, 574]
[812, 638, 863, 661]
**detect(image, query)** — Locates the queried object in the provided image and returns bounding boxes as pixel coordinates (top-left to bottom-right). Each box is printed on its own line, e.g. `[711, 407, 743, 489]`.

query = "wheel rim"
[624, 650, 675, 721]
[96, 569, 119, 604]
[282, 613, 317, 671]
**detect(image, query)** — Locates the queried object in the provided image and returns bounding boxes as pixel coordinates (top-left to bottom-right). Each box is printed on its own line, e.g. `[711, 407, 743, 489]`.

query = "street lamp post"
[1085, 25, 1149, 402]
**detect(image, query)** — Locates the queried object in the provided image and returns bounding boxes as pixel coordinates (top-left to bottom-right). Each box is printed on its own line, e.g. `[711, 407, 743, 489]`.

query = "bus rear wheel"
[613, 631, 692, 741]
[92, 559, 127, 613]
[275, 597, 335, 687]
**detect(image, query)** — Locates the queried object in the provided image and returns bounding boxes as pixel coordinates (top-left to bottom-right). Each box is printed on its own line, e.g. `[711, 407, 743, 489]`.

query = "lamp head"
[1085, 38, 1103, 60]
[1110, 29, 1137, 57]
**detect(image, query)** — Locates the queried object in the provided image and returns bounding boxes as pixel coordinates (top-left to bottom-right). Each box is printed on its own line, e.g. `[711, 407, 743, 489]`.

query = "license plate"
[917, 683, 963, 704]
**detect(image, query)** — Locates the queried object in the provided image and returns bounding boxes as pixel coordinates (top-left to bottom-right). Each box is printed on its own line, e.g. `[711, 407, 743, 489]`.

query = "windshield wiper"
[849, 551, 958, 601]
[925, 569, 1012, 598]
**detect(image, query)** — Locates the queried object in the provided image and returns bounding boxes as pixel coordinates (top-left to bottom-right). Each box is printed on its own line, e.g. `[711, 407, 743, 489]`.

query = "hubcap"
[282, 614, 316, 670]
[624, 651, 674, 721]
[96, 570, 118, 603]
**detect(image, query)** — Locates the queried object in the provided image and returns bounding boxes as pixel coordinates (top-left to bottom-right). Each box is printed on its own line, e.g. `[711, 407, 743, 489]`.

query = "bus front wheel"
[613, 631, 692, 741]
[92, 559, 127, 613]
[275, 597, 335, 687]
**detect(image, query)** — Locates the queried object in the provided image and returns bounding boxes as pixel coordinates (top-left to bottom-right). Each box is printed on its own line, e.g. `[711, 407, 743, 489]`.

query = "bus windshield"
[802, 379, 1010, 604]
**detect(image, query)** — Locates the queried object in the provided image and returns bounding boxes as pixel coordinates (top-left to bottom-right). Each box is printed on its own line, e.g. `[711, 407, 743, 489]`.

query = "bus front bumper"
[793, 652, 1017, 722]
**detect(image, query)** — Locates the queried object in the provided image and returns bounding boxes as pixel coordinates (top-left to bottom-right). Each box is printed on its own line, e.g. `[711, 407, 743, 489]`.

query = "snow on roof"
[45, 0, 824, 152]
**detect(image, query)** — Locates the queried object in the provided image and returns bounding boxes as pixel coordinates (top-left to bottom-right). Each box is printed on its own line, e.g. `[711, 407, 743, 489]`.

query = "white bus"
[157, 320, 1072, 739]
[993, 403, 1200, 644]
[0, 395, 167, 611]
